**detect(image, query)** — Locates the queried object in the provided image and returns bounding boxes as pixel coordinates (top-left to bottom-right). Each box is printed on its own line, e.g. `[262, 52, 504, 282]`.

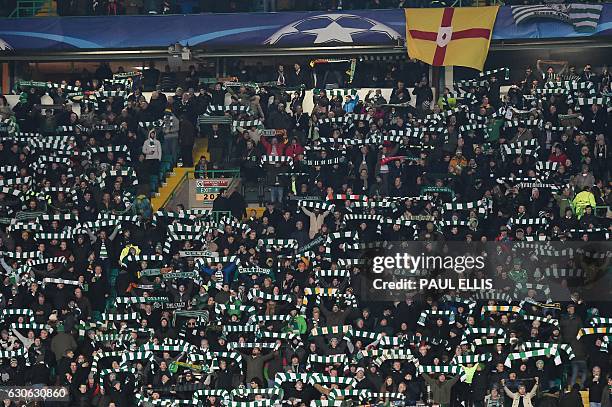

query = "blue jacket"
[199, 262, 237, 284]
[343, 95, 359, 113]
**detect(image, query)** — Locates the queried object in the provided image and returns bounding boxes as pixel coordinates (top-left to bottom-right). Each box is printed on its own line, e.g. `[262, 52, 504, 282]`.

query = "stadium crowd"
[0, 56, 610, 407]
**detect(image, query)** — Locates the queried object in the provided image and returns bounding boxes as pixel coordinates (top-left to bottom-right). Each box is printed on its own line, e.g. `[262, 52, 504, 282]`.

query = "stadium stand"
[0, 2, 610, 407]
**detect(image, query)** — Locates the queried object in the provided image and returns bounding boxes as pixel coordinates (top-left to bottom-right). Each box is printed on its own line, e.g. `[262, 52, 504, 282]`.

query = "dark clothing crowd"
[0, 58, 610, 407]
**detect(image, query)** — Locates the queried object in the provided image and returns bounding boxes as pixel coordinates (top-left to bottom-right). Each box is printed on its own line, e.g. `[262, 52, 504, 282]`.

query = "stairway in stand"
[150, 138, 209, 211]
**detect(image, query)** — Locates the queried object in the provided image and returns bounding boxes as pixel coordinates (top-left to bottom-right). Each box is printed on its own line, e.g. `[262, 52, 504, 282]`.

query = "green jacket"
[289, 315, 308, 334]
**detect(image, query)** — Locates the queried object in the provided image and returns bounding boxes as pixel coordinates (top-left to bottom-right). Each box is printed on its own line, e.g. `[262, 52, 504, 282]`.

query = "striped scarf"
[591, 318, 612, 327]
[471, 338, 514, 350]
[205, 104, 250, 115]
[222, 324, 259, 334]
[298, 200, 335, 212]
[0, 348, 27, 358]
[417, 310, 456, 326]
[235, 266, 274, 279]
[315, 269, 351, 279]
[373, 349, 418, 367]
[99, 240, 108, 259]
[302, 156, 344, 167]
[577, 327, 611, 340]
[522, 314, 559, 327]
[226, 342, 276, 350]
[11, 322, 50, 331]
[522, 342, 575, 360]
[42, 277, 80, 286]
[233, 119, 263, 129]
[470, 291, 514, 303]
[247, 289, 293, 303]
[307, 354, 348, 369]
[418, 365, 462, 375]
[452, 353, 492, 365]
[101, 311, 140, 322]
[216, 303, 256, 316]
[258, 238, 298, 250]
[461, 327, 506, 342]
[260, 154, 294, 168]
[481, 305, 522, 315]
[310, 325, 352, 337]
[505, 348, 561, 367]
[247, 314, 292, 325]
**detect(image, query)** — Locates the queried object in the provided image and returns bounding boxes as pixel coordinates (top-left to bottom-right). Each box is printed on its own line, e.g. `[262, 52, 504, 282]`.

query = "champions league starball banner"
[0, 5, 610, 51]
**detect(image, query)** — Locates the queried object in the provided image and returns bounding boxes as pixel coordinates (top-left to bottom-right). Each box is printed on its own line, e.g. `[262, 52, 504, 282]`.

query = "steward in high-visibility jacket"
[572, 187, 596, 219]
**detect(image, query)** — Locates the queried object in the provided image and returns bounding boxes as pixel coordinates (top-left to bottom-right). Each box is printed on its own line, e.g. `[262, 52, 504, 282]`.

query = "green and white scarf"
[310, 325, 352, 337]
[505, 348, 561, 367]
[452, 353, 492, 365]
[373, 349, 418, 367]
[307, 354, 348, 369]
[418, 310, 455, 326]
[101, 311, 140, 322]
[247, 289, 293, 303]
[522, 314, 559, 327]
[115, 296, 169, 305]
[461, 327, 505, 343]
[418, 365, 462, 375]
[247, 314, 292, 325]
[591, 318, 612, 327]
[522, 342, 575, 360]
[41, 277, 80, 286]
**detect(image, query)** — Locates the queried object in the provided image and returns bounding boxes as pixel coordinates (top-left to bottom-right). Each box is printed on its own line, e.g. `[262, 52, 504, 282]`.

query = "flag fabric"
[404, 6, 499, 71]
[511, 5, 571, 25]
[569, 4, 603, 31]
[511, 4, 603, 32]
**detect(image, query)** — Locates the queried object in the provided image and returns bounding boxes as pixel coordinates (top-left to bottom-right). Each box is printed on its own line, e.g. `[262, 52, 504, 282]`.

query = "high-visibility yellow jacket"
[572, 190, 596, 219]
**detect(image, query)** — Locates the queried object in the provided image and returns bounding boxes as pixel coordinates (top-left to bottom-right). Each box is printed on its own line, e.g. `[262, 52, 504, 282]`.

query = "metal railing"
[159, 170, 190, 210]
[193, 168, 240, 179]
[9, 0, 54, 17]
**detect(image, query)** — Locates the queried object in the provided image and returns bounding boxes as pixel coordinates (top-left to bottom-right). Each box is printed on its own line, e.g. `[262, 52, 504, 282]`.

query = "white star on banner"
[302, 21, 367, 44]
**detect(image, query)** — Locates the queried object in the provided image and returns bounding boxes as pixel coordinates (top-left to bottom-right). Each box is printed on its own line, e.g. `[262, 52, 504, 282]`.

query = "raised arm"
[318, 301, 331, 318]
[301, 206, 314, 217]
[260, 134, 271, 149]
[421, 372, 435, 385]
[108, 224, 121, 241]
[0, 258, 13, 274]
[11, 328, 29, 348]
[85, 226, 97, 244]
[313, 383, 331, 396]
[528, 377, 539, 397]
[261, 349, 277, 362]
[502, 380, 516, 399]
[447, 374, 461, 386]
